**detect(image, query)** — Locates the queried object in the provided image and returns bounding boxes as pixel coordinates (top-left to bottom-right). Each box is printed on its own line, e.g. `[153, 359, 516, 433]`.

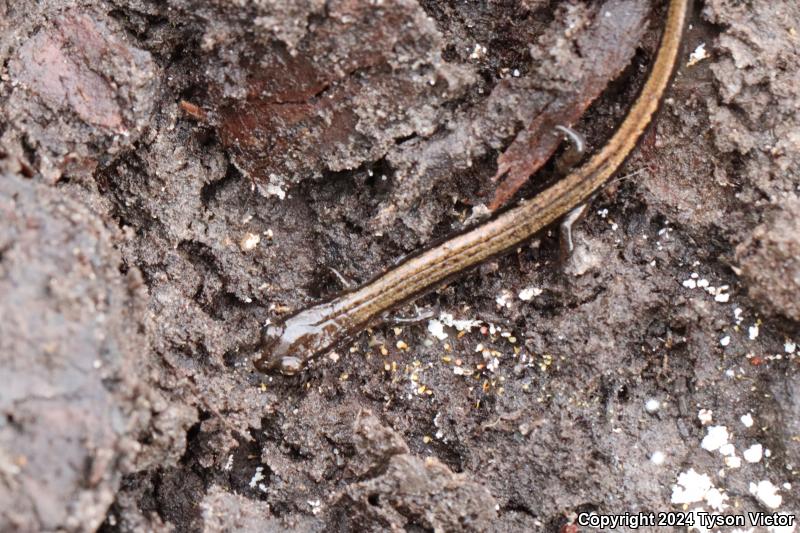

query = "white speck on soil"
[239, 232, 260, 251]
[740, 413, 754, 427]
[670, 469, 714, 506]
[724, 455, 742, 469]
[427, 319, 448, 340]
[518, 287, 542, 301]
[264, 181, 286, 200]
[687, 42, 709, 67]
[469, 43, 487, 59]
[718, 443, 735, 456]
[704, 487, 729, 512]
[698, 409, 714, 425]
[701, 425, 729, 452]
[645, 399, 661, 413]
[743, 443, 763, 463]
[749, 480, 782, 509]
[495, 290, 513, 308]
[249, 466, 265, 489]
[715, 292, 730, 303]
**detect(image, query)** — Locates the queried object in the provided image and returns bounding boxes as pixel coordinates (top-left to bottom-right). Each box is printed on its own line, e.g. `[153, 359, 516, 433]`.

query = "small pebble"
[645, 399, 661, 413]
[651, 451, 666, 465]
[239, 232, 260, 251]
[701, 425, 729, 452]
[749, 480, 782, 509]
[724, 455, 742, 469]
[743, 444, 763, 463]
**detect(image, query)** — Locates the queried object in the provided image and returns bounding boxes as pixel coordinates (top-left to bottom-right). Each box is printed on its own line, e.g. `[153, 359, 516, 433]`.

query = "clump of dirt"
[0, 0, 797, 531]
[736, 193, 800, 322]
[0, 2, 157, 183]
[0, 174, 147, 531]
[331, 412, 497, 532]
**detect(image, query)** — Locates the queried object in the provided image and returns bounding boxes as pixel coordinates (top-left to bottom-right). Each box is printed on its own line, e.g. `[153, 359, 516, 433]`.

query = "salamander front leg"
[388, 304, 436, 325]
[554, 125, 589, 262]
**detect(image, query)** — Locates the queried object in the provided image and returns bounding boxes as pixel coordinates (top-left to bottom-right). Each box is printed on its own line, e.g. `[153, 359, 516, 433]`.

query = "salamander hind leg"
[554, 124, 587, 174]
[559, 203, 589, 263]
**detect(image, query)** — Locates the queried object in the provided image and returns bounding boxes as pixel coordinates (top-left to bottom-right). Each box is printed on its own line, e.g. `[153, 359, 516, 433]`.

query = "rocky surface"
[0, 175, 147, 531]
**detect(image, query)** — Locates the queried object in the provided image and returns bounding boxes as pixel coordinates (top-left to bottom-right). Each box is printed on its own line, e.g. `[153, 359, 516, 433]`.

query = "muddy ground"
[0, 0, 798, 531]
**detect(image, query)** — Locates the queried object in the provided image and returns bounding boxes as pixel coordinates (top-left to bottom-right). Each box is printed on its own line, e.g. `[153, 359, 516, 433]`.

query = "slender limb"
[560, 203, 588, 261]
[554, 125, 589, 261]
[328, 266, 352, 289]
[390, 304, 436, 324]
[554, 124, 587, 175]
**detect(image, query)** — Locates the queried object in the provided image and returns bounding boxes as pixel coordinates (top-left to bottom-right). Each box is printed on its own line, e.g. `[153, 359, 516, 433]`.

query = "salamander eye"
[260, 323, 285, 348]
[253, 323, 287, 373]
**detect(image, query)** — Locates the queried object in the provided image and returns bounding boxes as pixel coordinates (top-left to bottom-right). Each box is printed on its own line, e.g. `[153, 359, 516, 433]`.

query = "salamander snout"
[253, 323, 302, 375]
[274, 355, 303, 375]
[253, 308, 339, 375]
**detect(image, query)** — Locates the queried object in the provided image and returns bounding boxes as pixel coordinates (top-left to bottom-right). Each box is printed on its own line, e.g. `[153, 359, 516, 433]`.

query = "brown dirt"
[1, 0, 797, 532]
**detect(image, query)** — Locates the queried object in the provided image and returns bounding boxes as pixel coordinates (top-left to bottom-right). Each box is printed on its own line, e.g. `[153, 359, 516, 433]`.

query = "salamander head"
[253, 322, 303, 375]
[253, 307, 341, 375]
